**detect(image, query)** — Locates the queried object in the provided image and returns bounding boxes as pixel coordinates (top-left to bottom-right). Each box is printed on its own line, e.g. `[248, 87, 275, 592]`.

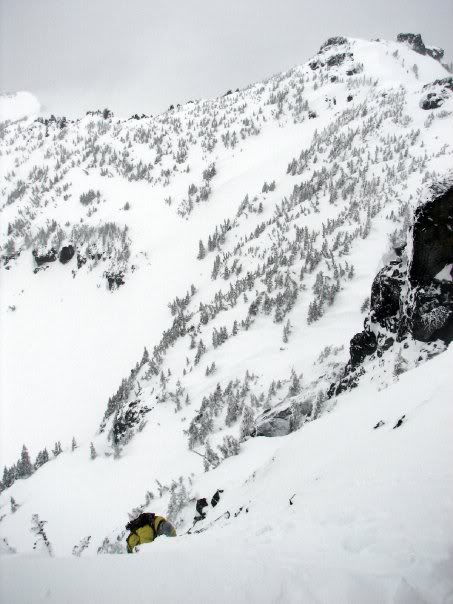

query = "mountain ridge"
[0, 37, 452, 600]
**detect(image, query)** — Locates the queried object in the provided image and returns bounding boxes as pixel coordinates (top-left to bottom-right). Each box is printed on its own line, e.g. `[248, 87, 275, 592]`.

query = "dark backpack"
[126, 512, 155, 533]
[196, 498, 208, 515]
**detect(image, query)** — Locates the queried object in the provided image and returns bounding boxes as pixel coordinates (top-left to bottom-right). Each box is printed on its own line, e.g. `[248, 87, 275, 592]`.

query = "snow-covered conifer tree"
[167, 478, 189, 523]
[239, 406, 255, 441]
[288, 369, 302, 397]
[194, 339, 207, 365]
[283, 319, 291, 343]
[31, 514, 53, 557]
[34, 448, 49, 470]
[218, 435, 240, 459]
[17, 445, 33, 479]
[72, 536, 91, 557]
[204, 440, 220, 472]
[197, 240, 206, 260]
[52, 441, 62, 457]
[232, 320, 238, 336]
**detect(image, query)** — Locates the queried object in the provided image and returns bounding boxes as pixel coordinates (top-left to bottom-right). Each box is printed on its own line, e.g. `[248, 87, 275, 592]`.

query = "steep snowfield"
[1, 35, 453, 603]
[0, 91, 40, 122]
[1, 346, 452, 603]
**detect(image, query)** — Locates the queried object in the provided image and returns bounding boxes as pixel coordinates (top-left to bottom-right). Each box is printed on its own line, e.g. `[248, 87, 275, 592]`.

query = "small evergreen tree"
[194, 339, 207, 365]
[72, 536, 91, 557]
[34, 448, 49, 470]
[360, 296, 370, 313]
[52, 442, 63, 457]
[71, 437, 78, 452]
[283, 319, 291, 343]
[90, 442, 97, 460]
[218, 435, 240, 459]
[2, 465, 16, 489]
[225, 392, 242, 426]
[141, 347, 150, 365]
[17, 445, 33, 479]
[167, 478, 189, 523]
[197, 240, 206, 260]
[144, 490, 154, 505]
[97, 535, 126, 554]
[311, 391, 326, 420]
[307, 300, 321, 324]
[240, 406, 255, 441]
[203, 440, 220, 472]
[10, 497, 20, 513]
[288, 369, 302, 397]
[232, 320, 238, 336]
[31, 514, 53, 557]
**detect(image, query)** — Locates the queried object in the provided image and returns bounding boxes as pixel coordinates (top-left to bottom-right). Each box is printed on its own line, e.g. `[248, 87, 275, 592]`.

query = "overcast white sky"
[1, 0, 452, 117]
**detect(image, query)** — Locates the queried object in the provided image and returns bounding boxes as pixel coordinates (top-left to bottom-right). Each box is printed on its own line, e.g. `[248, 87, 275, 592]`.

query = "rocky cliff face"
[396, 33, 444, 61]
[330, 182, 453, 396]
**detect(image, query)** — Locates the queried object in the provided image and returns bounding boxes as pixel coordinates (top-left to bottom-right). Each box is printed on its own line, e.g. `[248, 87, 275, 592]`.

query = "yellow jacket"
[127, 515, 176, 553]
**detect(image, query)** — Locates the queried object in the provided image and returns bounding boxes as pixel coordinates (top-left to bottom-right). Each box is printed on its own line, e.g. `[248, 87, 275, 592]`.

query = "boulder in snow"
[253, 398, 312, 437]
[420, 78, 453, 110]
[59, 245, 75, 264]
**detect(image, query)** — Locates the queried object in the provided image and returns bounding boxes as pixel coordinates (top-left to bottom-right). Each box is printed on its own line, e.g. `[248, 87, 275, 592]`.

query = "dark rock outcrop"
[310, 51, 353, 71]
[409, 282, 453, 343]
[309, 60, 322, 71]
[32, 248, 57, 266]
[426, 47, 444, 61]
[349, 330, 377, 369]
[410, 184, 453, 284]
[327, 52, 353, 67]
[370, 259, 405, 330]
[421, 93, 444, 110]
[319, 37, 348, 52]
[396, 33, 444, 61]
[397, 33, 426, 55]
[330, 183, 453, 397]
[420, 78, 453, 110]
[59, 245, 75, 264]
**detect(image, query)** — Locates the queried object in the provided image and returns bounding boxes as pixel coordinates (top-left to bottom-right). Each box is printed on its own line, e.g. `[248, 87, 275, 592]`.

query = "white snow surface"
[1, 347, 453, 603]
[435, 264, 452, 282]
[0, 91, 41, 122]
[1, 36, 453, 603]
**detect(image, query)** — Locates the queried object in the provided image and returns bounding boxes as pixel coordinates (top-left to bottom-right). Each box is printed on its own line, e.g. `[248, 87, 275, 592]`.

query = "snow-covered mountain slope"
[1, 34, 452, 603]
[1, 346, 453, 603]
